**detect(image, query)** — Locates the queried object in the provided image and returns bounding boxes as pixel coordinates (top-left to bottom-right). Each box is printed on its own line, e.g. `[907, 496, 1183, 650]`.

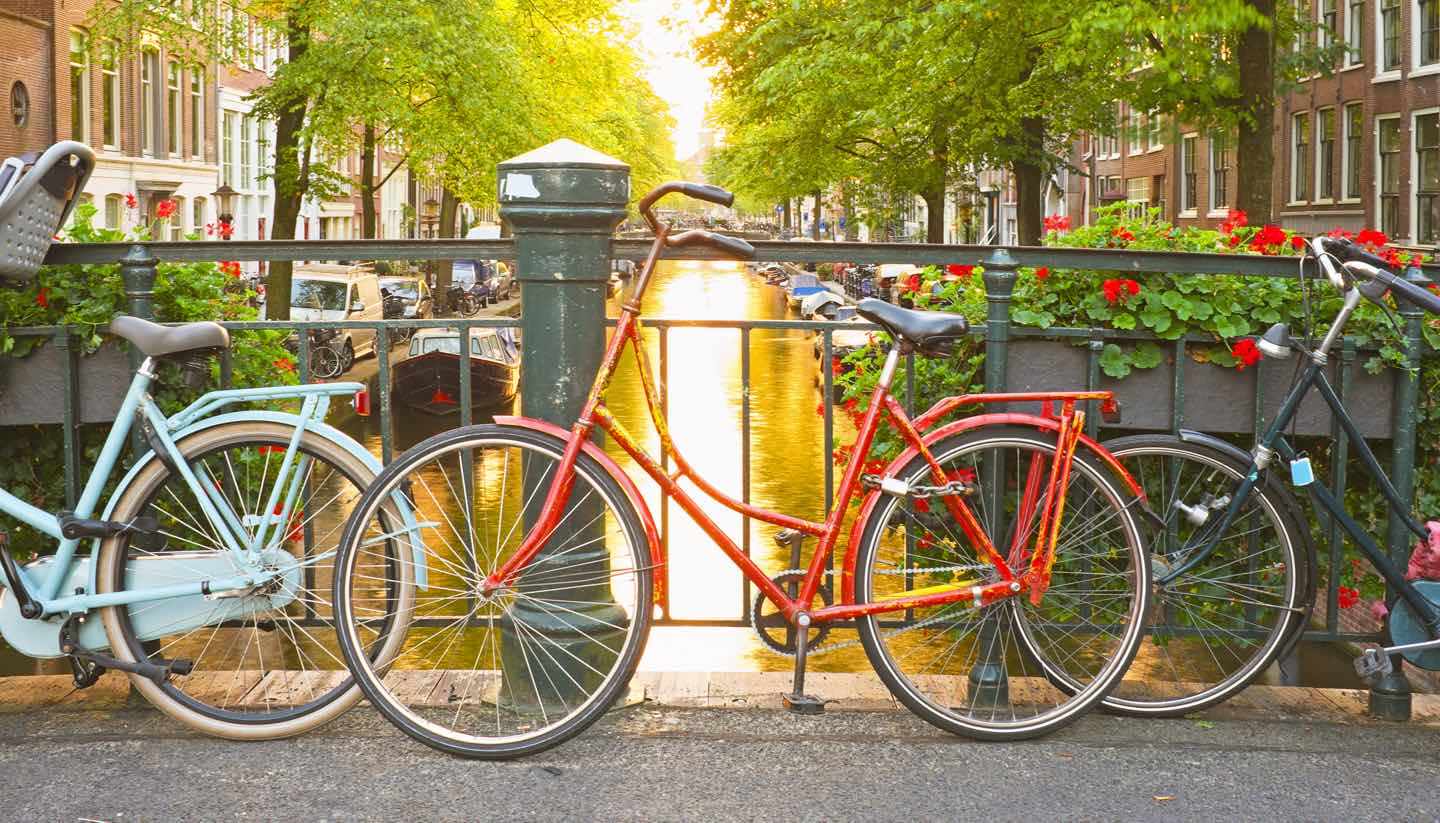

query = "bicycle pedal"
[782, 693, 826, 715]
[57, 513, 158, 540]
[1354, 648, 1393, 678]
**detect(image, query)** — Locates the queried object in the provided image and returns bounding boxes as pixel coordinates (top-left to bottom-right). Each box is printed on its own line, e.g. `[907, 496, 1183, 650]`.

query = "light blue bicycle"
[0, 142, 423, 739]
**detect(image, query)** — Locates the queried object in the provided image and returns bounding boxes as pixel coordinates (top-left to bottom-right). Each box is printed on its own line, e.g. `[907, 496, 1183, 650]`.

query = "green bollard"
[496, 140, 630, 711]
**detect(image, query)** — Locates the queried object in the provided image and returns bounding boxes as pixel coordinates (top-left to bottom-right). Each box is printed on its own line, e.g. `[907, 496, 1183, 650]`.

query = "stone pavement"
[0, 671, 1435, 821]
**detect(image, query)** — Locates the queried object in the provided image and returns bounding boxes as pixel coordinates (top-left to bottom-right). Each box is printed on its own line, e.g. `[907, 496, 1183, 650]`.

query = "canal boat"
[799, 289, 844, 319]
[785, 272, 825, 309]
[393, 326, 520, 414]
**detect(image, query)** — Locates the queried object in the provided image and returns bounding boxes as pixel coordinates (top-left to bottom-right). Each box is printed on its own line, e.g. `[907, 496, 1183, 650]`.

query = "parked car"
[284, 264, 384, 371]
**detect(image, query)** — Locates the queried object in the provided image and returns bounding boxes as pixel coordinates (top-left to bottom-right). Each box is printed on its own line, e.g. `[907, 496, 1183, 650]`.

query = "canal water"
[0, 259, 1369, 689]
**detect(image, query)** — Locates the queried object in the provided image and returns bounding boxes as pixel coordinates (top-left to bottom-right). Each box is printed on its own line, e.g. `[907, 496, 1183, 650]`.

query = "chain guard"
[1386, 580, 1440, 670]
[752, 570, 833, 655]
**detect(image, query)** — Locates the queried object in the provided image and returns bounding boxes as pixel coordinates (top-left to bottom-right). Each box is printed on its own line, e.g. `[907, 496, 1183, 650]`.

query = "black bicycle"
[1100, 235, 1440, 716]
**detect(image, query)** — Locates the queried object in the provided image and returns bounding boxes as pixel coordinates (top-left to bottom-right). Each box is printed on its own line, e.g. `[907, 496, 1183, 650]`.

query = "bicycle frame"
[484, 227, 1130, 624]
[0, 360, 368, 618]
[1169, 352, 1440, 634]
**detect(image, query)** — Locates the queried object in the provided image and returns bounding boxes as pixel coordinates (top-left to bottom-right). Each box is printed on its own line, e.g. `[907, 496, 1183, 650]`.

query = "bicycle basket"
[0, 141, 96, 286]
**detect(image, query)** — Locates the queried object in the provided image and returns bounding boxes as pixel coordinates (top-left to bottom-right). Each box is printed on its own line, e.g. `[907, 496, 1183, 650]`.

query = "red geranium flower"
[1233, 338, 1262, 371]
[274, 357, 296, 373]
[35, 287, 49, 308]
[1248, 225, 1289, 254]
[1226, 208, 1248, 228]
[1102, 278, 1140, 303]
[1338, 585, 1360, 609]
[815, 402, 825, 417]
[1034, 266, 1050, 281]
[1043, 215, 1072, 232]
[947, 467, 977, 483]
[1289, 235, 1306, 250]
[124, 192, 137, 209]
[945, 264, 974, 280]
[218, 260, 241, 278]
[156, 199, 176, 219]
[1356, 228, 1388, 247]
[1111, 227, 1135, 243]
[843, 397, 859, 413]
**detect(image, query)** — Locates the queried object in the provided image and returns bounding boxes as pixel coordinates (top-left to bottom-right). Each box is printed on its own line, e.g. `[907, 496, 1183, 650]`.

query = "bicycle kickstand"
[783, 613, 825, 715]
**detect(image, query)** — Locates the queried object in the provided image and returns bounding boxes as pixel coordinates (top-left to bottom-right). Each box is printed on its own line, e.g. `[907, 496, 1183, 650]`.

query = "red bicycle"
[331, 182, 1153, 758]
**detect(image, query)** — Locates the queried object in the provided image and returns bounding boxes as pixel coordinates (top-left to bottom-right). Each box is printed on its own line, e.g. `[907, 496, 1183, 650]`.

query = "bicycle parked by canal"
[1100, 235, 1440, 718]
[0, 141, 420, 739]
[329, 181, 1155, 758]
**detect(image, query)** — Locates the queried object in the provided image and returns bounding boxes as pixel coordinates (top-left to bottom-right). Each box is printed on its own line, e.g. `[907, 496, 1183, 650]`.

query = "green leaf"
[1099, 343, 1132, 378]
[1131, 341, 1164, 369]
[1013, 309, 1056, 328]
[1112, 312, 1137, 330]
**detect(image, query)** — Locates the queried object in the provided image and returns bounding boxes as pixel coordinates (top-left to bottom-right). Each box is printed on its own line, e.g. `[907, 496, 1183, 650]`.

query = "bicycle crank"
[752, 570, 833, 655]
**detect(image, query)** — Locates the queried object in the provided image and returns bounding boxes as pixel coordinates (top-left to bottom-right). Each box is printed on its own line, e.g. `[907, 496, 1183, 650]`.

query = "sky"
[619, 0, 718, 162]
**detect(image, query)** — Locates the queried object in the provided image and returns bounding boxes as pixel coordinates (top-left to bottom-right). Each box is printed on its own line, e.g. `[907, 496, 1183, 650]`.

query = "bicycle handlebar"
[1311, 235, 1440, 315]
[667, 229, 756, 260]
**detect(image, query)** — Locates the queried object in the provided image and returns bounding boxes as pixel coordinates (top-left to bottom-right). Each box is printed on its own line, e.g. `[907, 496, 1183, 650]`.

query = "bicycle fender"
[494, 415, 667, 611]
[92, 410, 428, 596]
[839, 412, 1142, 603]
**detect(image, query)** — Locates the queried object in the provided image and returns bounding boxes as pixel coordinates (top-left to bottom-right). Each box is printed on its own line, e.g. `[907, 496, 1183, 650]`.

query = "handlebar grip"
[667, 229, 756, 260]
[1316, 235, 1398, 271]
[1372, 267, 1440, 315]
[678, 183, 735, 208]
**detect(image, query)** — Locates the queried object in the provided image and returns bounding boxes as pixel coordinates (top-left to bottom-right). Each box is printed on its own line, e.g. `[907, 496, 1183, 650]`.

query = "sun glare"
[619, 0, 718, 162]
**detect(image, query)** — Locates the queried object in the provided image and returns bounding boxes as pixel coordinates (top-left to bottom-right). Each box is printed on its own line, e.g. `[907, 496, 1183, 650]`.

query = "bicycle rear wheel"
[310, 345, 343, 379]
[1100, 435, 1309, 716]
[854, 425, 1149, 740]
[333, 424, 652, 759]
[97, 421, 410, 739]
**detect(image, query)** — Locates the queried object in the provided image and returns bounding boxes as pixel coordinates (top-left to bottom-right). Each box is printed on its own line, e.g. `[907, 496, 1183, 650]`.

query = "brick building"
[0, 7, 52, 161]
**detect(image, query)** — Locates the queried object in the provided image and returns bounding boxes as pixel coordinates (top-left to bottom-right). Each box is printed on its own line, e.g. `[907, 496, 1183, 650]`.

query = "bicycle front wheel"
[333, 424, 652, 759]
[1101, 435, 1309, 717]
[310, 345, 343, 379]
[855, 425, 1150, 740]
[97, 421, 410, 739]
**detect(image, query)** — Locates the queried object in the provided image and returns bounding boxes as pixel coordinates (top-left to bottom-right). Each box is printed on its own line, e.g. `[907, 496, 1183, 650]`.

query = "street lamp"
[421, 198, 440, 239]
[210, 183, 237, 240]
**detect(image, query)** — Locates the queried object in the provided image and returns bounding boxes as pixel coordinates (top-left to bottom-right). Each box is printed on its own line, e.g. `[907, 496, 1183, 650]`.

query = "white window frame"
[1180, 133, 1199, 215]
[1208, 131, 1232, 215]
[1128, 108, 1143, 155]
[1346, 0, 1365, 66]
[1342, 102, 1365, 202]
[1147, 111, 1163, 152]
[1412, 107, 1440, 243]
[166, 60, 182, 157]
[1316, 107, 1337, 202]
[1320, 0, 1338, 48]
[140, 49, 158, 157]
[68, 30, 90, 144]
[101, 42, 119, 149]
[1416, 0, 1440, 74]
[1377, 0, 1403, 80]
[190, 67, 204, 158]
[1291, 112, 1312, 204]
[1377, 113, 1403, 238]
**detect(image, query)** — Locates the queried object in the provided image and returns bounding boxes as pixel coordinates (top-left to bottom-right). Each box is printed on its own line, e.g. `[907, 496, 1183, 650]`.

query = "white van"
[288, 264, 384, 369]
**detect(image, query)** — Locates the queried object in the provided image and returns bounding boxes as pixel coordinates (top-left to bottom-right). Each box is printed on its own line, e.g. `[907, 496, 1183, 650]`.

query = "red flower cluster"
[900, 273, 923, 294]
[124, 193, 137, 209]
[35, 287, 49, 308]
[1043, 215, 1072, 232]
[1219, 208, 1248, 234]
[944, 264, 975, 280]
[155, 199, 176, 219]
[1338, 585, 1360, 609]
[274, 357, 296, 373]
[1110, 227, 1135, 244]
[206, 221, 235, 239]
[1102, 278, 1140, 303]
[1232, 338, 1261, 371]
[1247, 225, 1290, 255]
[1034, 266, 1050, 281]
[1356, 229, 1388, 247]
[218, 260, 241, 278]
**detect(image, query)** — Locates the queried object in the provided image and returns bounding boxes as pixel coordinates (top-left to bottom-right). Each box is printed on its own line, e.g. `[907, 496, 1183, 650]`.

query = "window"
[1181, 135, 1198, 213]
[1321, 0, 1338, 47]
[1125, 176, 1150, 217]
[1148, 111, 1162, 149]
[240, 116, 253, 188]
[1381, 0, 1401, 71]
[101, 43, 118, 148]
[1347, 0, 1364, 63]
[190, 68, 203, 157]
[1378, 117, 1402, 236]
[1210, 131, 1232, 211]
[1423, 0, 1440, 65]
[1128, 108, 1142, 154]
[222, 111, 238, 187]
[169, 196, 185, 240]
[140, 49, 158, 156]
[192, 197, 206, 233]
[69, 31, 89, 143]
[104, 194, 122, 230]
[1318, 108, 1337, 200]
[1292, 113, 1311, 202]
[166, 62, 182, 156]
[10, 81, 27, 128]
[1417, 113, 1440, 242]
[1344, 103, 1364, 199]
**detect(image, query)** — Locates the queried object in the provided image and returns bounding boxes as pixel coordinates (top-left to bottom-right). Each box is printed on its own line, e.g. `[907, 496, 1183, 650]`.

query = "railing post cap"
[498, 138, 628, 172]
[120, 244, 157, 266]
[981, 247, 1019, 269]
[497, 139, 630, 229]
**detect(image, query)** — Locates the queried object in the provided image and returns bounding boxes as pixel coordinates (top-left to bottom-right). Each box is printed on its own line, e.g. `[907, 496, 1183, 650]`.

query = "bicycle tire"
[1095, 434, 1311, 717]
[854, 425, 1150, 740]
[310, 345, 343, 379]
[96, 420, 412, 739]
[333, 424, 653, 759]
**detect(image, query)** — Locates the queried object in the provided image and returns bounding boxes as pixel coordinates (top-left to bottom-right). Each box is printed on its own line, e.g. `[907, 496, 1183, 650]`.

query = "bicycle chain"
[750, 564, 991, 658]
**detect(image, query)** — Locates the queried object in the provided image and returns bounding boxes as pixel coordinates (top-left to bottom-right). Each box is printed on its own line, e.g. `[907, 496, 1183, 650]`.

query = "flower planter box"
[0, 341, 130, 426]
[1000, 338, 1394, 438]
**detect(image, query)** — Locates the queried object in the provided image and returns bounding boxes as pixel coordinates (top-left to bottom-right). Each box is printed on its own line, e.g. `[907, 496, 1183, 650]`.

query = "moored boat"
[393, 327, 520, 415]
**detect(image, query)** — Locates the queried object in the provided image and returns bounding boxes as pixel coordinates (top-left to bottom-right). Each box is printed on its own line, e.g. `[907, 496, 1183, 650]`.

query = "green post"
[120, 245, 158, 459]
[970, 248, 1019, 709]
[1372, 266, 1425, 722]
[497, 140, 630, 708]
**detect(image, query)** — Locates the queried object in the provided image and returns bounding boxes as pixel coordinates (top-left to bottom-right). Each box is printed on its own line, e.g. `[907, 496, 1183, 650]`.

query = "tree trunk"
[434, 186, 458, 295]
[360, 124, 377, 239]
[841, 180, 857, 241]
[264, 17, 313, 321]
[1236, 0, 1277, 223]
[1012, 115, 1046, 246]
[810, 189, 821, 239]
[923, 126, 949, 243]
[782, 199, 791, 231]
